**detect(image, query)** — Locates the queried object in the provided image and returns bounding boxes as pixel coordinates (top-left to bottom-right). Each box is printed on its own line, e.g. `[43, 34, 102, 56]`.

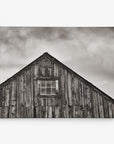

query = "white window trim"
[38, 80, 59, 96]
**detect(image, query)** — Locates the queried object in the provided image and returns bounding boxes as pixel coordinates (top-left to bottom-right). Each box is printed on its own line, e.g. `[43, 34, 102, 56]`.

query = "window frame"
[39, 58, 53, 78]
[37, 78, 59, 97]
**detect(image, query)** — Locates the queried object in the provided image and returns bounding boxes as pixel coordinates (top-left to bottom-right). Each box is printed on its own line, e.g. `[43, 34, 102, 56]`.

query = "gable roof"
[0, 52, 114, 103]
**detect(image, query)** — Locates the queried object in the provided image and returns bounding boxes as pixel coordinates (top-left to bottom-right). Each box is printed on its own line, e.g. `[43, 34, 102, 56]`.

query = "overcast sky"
[0, 27, 114, 99]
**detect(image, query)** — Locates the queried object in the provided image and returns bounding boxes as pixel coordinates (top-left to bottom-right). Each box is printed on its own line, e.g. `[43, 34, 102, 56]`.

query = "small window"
[47, 67, 52, 77]
[40, 67, 45, 76]
[40, 67, 52, 77]
[38, 80, 59, 96]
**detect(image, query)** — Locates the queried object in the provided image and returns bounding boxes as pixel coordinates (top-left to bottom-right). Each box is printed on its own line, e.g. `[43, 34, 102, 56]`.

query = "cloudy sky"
[0, 27, 114, 99]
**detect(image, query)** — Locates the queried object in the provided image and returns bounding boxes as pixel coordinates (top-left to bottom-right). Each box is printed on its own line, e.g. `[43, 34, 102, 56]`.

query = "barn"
[0, 52, 114, 118]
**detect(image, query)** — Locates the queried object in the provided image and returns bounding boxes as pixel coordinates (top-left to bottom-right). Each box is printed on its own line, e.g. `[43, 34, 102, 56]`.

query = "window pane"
[46, 88, 51, 94]
[40, 88, 45, 95]
[41, 81, 45, 87]
[52, 81, 56, 87]
[47, 81, 51, 87]
[47, 68, 52, 77]
[40, 68, 45, 76]
[39, 80, 59, 96]
[52, 88, 56, 95]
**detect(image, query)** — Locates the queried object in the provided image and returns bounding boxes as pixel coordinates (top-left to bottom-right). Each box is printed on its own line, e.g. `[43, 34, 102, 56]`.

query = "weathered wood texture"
[0, 53, 114, 118]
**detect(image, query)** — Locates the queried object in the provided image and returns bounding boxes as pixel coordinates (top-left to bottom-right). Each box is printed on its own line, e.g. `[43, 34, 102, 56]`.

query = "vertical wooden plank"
[108, 101, 113, 118]
[83, 84, 87, 118]
[68, 73, 72, 106]
[60, 68, 65, 105]
[72, 105, 76, 118]
[59, 67, 65, 117]
[45, 98, 48, 118]
[51, 97, 56, 107]
[54, 63, 59, 77]
[4, 107, 9, 118]
[72, 76, 79, 105]
[16, 75, 23, 118]
[42, 106, 46, 118]
[30, 65, 34, 118]
[47, 98, 52, 106]
[92, 90, 99, 118]
[35, 106, 39, 118]
[55, 106, 60, 118]
[98, 94, 104, 118]
[102, 97, 109, 118]
[0, 87, 2, 117]
[4, 85, 9, 107]
[16, 77, 20, 118]
[78, 79, 82, 107]
[34, 62, 39, 79]
[1, 87, 5, 118]
[97, 93, 101, 118]
[47, 106, 52, 118]
[19, 74, 24, 118]
[25, 70, 29, 109]
[25, 69, 32, 118]
[87, 86, 92, 116]
[72, 77, 80, 117]
[64, 69, 68, 106]
[86, 85, 92, 118]
[74, 106, 78, 118]
[78, 80, 84, 118]
[2, 85, 9, 118]
[63, 105, 69, 118]
[59, 67, 66, 117]
[71, 75, 77, 118]
[12, 80, 17, 118]
[20, 75, 24, 105]
[1, 86, 7, 118]
[112, 104, 114, 118]
[33, 63, 39, 117]
[71, 76, 76, 106]
[0, 107, 2, 118]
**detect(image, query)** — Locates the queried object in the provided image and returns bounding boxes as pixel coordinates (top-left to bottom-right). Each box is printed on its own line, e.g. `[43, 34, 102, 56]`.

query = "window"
[38, 80, 59, 96]
[40, 67, 45, 76]
[39, 58, 53, 77]
[47, 67, 52, 77]
[40, 67, 52, 77]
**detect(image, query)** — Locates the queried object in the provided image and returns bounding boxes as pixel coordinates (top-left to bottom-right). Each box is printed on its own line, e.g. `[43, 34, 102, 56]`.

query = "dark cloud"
[28, 27, 75, 40]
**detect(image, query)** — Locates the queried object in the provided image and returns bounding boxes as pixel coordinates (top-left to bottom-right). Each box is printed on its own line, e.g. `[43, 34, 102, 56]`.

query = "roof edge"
[0, 52, 48, 86]
[46, 53, 114, 104]
[0, 52, 114, 103]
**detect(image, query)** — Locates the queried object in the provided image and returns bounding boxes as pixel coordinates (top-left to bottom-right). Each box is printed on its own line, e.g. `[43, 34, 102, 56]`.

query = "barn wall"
[57, 64, 114, 118]
[0, 55, 114, 118]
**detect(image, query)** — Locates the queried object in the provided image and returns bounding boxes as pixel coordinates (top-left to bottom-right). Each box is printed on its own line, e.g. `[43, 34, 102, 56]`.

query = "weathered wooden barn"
[0, 52, 114, 118]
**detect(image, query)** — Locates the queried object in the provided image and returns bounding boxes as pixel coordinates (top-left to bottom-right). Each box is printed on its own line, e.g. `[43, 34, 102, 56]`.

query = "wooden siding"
[0, 53, 114, 118]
